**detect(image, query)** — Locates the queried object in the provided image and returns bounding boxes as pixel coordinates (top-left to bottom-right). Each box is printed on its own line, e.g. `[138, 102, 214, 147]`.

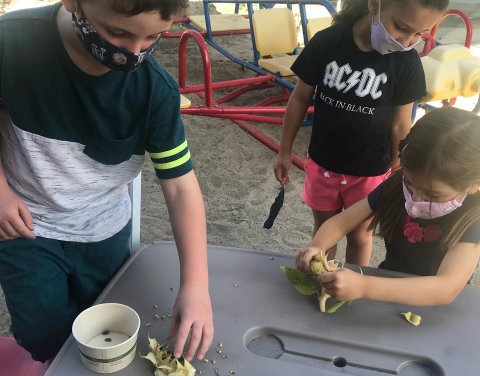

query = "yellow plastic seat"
[257, 55, 298, 77]
[180, 94, 191, 109]
[306, 15, 333, 40]
[420, 44, 480, 102]
[189, 14, 250, 32]
[252, 8, 298, 76]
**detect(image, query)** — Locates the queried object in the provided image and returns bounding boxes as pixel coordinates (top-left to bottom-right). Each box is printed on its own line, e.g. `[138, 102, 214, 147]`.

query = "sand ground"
[1, 0, 479, 339]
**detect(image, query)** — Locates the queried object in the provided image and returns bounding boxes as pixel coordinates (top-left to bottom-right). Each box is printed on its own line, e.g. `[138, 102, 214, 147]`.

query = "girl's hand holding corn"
[296, 246, 329, 274]
[319, 268, 366, 302]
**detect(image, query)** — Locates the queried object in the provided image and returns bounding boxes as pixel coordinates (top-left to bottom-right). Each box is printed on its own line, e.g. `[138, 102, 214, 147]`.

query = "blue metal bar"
[246, 3, 259, 62]
[299, 3, 309, 45]
[411, 101, 418, 122]
[473, 95, 480, 115]
[203, 1, 213, 41]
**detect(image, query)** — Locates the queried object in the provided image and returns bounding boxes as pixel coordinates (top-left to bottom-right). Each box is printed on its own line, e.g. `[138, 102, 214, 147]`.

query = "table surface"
[45, 241, 480, 376]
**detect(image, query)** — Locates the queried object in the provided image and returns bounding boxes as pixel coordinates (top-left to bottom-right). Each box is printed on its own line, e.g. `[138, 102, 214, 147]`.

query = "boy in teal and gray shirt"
[0, 0, 213, 362]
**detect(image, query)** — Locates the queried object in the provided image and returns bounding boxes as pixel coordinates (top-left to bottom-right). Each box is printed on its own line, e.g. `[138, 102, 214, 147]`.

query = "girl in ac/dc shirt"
[274, 0, 448, 267]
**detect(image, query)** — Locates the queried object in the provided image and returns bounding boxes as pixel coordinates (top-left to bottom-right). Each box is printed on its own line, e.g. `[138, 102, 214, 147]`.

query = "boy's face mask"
[370, 0, 420, 55]
[402, 178, 466, 219]
[71, 11, 159, 72]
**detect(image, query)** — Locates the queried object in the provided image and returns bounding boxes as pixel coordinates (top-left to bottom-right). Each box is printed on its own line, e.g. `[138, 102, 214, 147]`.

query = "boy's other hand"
[166, 285, 214, 361]
[0, 189, 35, 240]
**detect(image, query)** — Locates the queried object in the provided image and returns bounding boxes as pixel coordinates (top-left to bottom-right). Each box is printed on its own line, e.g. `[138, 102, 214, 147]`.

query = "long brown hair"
[369, 107, 480, 249]
[332, 0, 449, 26]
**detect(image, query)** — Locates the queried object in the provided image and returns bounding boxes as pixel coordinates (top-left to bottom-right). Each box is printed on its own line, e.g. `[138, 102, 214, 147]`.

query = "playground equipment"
[177, 0, 336, 169]
[421, 45, 480, 102]
[419, 9, 479, 112]
[177, 1, 480, 171]
[251, 7, 298, 77]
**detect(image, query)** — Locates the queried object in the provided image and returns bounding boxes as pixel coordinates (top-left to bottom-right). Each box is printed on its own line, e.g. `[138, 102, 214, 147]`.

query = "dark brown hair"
[333, 0, 449, 26]
[79, 0, 188, 20]
[369, 107, 480, 249]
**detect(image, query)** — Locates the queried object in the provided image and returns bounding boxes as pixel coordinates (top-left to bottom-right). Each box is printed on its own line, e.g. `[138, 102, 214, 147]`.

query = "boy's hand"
[319, 268, 366, 302]
[273, 153, 291, 184]
[166, 285, 214, 361]
[0, 189, 35, 240]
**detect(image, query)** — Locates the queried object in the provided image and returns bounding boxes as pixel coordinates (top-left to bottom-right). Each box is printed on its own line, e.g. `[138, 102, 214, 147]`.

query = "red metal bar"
[163, 29, 251, 39]
[179, 30, 213, 107]
[419, 33, 436, 57]
[198, 113, 284, 124]
[420, 9, 473, 107]
[216, 82, 277, 104]
[182, 105, 314, 115]
[256, 95, 291, 106]
[181, 76, 275, 95]
[229, 118, 305, 171]
[182, 106, 287, 114]
[421, 9, 473, 56]
[430, 9, 472, 48]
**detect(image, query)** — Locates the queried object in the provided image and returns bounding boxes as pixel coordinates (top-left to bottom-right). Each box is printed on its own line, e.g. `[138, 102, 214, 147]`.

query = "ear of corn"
[281, 265, 346, 313]
[324, 300, 346, 313]
[280, 266, 317, 295]
[140, 336, 196, 376]
[309, 252, 345, 313]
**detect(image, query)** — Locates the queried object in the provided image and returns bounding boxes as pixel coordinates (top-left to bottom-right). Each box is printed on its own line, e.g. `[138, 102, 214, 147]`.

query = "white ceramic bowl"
[72, 303, 140, 373]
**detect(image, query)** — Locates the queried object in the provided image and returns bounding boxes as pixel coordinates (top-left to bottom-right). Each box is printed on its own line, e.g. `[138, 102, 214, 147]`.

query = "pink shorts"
[303, 155, 390, 212]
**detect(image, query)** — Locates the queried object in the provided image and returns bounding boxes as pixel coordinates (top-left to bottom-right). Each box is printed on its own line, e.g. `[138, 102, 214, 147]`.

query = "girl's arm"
[296, 198, 373, 272]
[273, 78, 315, 183]
[320, 242, 480, 306]
[390, 103, 414, 170]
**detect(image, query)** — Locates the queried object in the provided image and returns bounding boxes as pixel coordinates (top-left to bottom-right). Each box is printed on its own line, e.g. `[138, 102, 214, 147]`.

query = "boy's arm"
[296, 198, 373, 272]
[390, 103, 414, 170]
[320, 242, 480, 306]
[159, 170, 213, 361]
[0, 159, 35, 240]
[274, 78, 315, 184]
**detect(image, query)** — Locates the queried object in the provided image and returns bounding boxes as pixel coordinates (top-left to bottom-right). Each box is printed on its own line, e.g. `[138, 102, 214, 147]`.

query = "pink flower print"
[403, 221, 423, 243]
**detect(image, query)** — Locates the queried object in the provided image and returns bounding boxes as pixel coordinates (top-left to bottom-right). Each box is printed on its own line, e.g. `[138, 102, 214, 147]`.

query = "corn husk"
[402, 311, 422, 326]
[281, 265, 346, 313]
[140, 336, 196, 376]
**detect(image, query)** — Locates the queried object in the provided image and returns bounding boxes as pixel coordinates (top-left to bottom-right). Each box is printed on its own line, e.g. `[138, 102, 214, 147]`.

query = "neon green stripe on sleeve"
[152, 151, 191, 170]
[150, 140, 188, 159]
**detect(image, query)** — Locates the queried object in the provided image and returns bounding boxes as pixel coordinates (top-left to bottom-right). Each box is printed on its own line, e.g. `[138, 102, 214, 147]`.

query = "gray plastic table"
[45, 241, 480, 375]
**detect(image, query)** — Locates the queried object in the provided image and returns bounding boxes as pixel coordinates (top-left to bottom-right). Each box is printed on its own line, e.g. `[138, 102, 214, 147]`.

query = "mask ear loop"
[397, 140, 408, 158]
[372, 0, 382, 25]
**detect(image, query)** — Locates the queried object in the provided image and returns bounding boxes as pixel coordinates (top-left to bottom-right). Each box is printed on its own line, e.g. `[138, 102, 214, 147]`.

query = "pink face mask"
[370, 0, 420, 55]
[402, 179, 465, 219]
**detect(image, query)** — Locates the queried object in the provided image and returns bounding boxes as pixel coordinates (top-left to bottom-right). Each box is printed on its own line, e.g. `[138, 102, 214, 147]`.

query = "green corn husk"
[281, 265, 346, 313]
[280, 266, 317, 295]
[402, 311, 422, 326]
[140, 336, 196, 376]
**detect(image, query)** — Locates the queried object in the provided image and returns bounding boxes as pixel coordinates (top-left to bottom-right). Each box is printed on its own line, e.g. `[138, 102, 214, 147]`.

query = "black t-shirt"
[291, 23, 426, 176]
[368, 179, 480, 276]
